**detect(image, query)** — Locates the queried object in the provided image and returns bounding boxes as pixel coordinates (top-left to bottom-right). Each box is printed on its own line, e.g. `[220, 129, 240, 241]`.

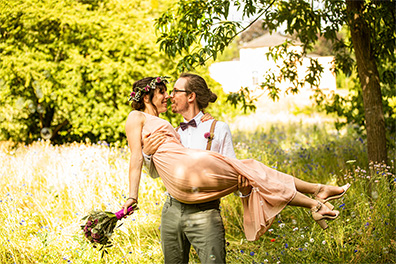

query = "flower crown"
[129, 76, 170, 102]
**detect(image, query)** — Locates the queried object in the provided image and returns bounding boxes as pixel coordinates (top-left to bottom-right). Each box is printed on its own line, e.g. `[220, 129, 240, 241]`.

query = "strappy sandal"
[322, 183, 351, 203]
[311, 201, 339, 230]
[314, 183, 351, 210]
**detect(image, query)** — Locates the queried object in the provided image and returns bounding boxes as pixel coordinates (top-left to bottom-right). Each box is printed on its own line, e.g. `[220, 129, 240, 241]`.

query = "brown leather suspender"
[206, 120, 217, 150]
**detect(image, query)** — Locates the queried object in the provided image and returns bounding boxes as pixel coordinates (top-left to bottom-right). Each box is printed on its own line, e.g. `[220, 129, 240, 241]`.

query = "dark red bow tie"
[180, 119, 197, 131]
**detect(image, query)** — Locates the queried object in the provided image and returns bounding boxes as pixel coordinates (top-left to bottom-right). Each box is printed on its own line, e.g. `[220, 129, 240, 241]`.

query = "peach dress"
[141, 112, 296, 241]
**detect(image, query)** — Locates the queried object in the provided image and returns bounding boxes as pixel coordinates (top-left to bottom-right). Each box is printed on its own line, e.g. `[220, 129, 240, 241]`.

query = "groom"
[143, 73, 251, 263]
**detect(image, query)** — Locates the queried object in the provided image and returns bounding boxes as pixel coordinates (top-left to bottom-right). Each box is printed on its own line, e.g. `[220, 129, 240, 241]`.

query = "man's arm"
[216, 122, 236, 159]
[142, 132, 165, 179]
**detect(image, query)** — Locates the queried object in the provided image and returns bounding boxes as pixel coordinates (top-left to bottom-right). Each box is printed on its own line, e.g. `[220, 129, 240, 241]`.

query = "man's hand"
[142, 132, 166, 156]
[238, 175, 252, 196]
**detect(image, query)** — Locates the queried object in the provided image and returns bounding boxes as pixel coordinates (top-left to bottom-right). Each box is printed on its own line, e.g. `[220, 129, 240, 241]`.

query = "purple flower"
[145, 85, 150, 91]
[130, 92, 136, 97]
[250, 252, 255, 256]
[204, 132, 211, 139]
[156, 77, 161, 82]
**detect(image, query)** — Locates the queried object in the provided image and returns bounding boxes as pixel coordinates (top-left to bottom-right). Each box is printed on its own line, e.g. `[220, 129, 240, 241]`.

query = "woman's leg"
[288, 192, 338, 217]
[293, 178, 345, 200]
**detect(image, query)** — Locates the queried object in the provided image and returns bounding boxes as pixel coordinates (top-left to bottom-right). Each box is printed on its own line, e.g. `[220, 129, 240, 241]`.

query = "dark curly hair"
[130, 77, 168, 112]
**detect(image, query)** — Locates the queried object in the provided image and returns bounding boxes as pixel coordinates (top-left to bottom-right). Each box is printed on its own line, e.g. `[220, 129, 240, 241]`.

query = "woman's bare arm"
[122, 111, 145, 214]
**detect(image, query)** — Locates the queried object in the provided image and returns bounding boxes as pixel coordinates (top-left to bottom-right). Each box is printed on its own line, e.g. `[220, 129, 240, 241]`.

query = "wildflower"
[339, 203, 345, 208]
[250, 252, 255, 256]
[271, 239, 276, 242]
[301, 235, 305, 238]
[304, 242, 309, 247]
[240, 250, 244, 254]
[322, 240, 326, 245]
[279, 223, 285, 228]
[354, 249, 358, 253]
[293, 227, 298, 231]
[310, 238, 314, 243]
[285, 243, 288, 248]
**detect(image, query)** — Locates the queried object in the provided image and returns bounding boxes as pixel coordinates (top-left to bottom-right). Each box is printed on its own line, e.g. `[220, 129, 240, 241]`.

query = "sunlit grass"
[0, 122, 395, 263]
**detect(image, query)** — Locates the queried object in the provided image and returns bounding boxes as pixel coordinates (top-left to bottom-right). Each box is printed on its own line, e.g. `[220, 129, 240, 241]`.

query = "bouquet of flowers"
[81, 204, 138, 256]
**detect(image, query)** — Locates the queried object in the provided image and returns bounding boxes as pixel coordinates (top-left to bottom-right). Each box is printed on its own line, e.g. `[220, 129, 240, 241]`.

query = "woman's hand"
[142, 132, 166, 156]
[122, 198, 138, 216]
[201, 112, 214, 122]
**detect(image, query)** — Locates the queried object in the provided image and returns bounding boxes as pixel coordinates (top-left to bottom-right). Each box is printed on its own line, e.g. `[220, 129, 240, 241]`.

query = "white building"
[209, 32, 336, 94]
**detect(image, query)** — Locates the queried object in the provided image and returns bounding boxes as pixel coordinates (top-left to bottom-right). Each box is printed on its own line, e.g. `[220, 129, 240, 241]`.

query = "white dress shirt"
[143, 111, 236, 178]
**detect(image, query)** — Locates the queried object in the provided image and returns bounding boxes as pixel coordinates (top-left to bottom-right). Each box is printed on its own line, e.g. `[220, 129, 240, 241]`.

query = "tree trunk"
[346, 0, 387, 163]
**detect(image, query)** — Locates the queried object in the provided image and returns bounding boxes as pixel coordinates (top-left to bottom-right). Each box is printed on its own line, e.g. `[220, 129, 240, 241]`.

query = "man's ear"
[187, 92, 196, 103]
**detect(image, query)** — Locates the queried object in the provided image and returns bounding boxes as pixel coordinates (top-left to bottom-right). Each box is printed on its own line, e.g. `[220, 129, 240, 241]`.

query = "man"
[143, 73, 251, 264]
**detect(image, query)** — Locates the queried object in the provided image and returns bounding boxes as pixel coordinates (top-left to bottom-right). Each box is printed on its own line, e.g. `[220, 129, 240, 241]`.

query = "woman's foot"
[311, 201, 339, 230]
[314, 184, 349, 200]
[313, 183, 350, 210]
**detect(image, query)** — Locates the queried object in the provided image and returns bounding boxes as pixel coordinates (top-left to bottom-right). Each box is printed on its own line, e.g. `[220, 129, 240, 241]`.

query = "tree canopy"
[156, 0, 395, 163]
[0, 0, 176, 144]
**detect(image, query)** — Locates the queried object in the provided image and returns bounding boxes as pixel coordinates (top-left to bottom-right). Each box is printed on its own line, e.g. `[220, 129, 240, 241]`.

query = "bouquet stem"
[115, 206, 135, 220]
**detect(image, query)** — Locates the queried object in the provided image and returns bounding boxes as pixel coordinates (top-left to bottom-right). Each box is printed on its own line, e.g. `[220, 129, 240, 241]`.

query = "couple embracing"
[121, 73, 350, 264]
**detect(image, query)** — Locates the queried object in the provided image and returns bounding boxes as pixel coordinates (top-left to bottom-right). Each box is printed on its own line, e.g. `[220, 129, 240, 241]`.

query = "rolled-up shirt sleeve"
[142, 151, 160, 179]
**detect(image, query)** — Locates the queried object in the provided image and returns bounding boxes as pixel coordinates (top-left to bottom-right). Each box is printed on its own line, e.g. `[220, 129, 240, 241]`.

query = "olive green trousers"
[160, 196, 226, 264]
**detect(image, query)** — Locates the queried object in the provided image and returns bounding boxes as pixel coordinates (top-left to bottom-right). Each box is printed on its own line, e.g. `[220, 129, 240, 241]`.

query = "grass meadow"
[0, 120, 395, 263]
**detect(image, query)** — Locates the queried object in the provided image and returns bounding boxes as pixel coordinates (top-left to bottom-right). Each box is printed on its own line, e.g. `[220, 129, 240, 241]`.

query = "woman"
[122, 76, 350, 241]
